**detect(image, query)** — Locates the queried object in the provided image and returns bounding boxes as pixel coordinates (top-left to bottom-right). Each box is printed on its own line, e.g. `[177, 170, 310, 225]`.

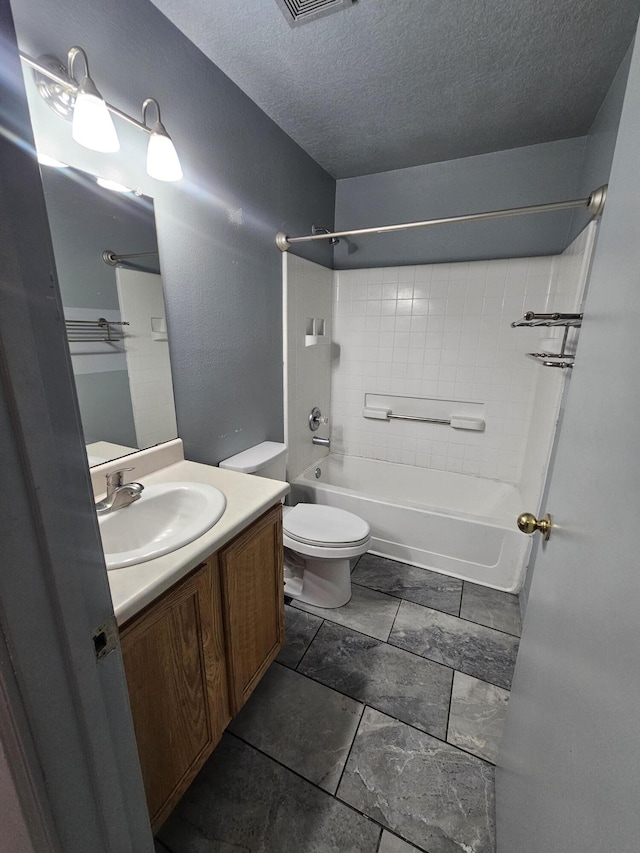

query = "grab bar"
[389, 413, 450, 425]
[362, 407, 484, 430]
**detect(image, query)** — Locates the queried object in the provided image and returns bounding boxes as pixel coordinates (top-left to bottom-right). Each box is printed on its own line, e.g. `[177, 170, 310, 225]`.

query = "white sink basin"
[99, 481, 227, 570]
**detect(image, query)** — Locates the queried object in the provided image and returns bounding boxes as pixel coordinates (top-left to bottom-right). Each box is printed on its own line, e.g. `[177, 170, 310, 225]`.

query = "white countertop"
[107, 457, 289, 626]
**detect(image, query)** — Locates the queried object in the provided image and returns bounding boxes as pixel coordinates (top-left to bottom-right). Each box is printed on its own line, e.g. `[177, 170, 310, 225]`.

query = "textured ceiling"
[149, 0, 640, 178]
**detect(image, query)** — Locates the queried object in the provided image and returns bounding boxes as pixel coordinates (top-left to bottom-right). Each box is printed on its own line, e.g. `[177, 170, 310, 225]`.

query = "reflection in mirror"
[39, 164, 178, 466]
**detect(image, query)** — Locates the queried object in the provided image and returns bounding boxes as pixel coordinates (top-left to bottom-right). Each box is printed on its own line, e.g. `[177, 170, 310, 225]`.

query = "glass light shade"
[37, 153, 69, 168]
[96, 178, 133, 193]
[146, 122, 183, 182]
[72, 78, 120, 153]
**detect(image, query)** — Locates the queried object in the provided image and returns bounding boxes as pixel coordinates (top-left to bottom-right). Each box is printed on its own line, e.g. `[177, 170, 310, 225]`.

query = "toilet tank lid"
[219, 441, 287, 473]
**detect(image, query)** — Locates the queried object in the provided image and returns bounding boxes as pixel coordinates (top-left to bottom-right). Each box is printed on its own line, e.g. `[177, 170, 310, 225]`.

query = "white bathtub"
[290, 455, 531, 592]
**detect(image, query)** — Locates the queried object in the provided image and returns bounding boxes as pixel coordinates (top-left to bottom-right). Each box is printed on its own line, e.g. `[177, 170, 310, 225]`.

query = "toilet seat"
[283, 504, 370, 548]
[219, 441, 370, 608]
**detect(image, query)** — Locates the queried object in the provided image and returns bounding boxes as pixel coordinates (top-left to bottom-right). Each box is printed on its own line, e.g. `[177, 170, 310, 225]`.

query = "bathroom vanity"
[94, 441, 288, 832]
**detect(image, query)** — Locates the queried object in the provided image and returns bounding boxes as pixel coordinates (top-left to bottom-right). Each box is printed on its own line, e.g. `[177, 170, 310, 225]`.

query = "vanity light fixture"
[67, 47, 120, 153]
[36, 152, 69, 168]
[19, 48, 183, 181]
[95, 177, 134, 194]
[142, 98, 183, 182]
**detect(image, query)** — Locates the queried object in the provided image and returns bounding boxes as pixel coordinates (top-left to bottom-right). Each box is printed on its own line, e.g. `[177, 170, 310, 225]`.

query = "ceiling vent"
[274, 0, 357, 28]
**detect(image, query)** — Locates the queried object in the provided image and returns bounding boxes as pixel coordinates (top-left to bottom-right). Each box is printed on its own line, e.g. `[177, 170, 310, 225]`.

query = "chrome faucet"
[95, 467, 144, 516]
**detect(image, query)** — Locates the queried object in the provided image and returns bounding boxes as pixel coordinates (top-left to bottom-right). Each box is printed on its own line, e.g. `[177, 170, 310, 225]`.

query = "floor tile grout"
[386, 633, 514, 692]
[350, 579, 521, 638]
[227, 719, 448, 853]
[224, 729, 389, 840]
[278, 644, 500, 767]
[386, 591, 404, 641]
[445, 669, 456, 748]
[290, 607, 513, 695]
[289, 614, 325, 672]
[334, 702, 367, 796]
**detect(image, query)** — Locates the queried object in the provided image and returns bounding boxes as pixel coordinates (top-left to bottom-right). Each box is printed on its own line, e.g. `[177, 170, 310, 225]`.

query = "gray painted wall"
[41, 167, 159, 310]
[11, 0, 335, 466]
[568, 43, 633, 241]
[333, 46, 631, 271]
[74, 371, 137, 446]
[333, 137, 587, 269]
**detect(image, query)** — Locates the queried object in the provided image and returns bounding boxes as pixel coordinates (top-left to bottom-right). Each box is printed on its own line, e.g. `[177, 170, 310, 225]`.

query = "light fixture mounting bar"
[19, 51, 151, 135]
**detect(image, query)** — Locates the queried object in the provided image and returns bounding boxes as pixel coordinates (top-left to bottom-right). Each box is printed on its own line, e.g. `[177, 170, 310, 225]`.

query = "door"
[496, 35, 640, 853]
[0, 5, 153, 850]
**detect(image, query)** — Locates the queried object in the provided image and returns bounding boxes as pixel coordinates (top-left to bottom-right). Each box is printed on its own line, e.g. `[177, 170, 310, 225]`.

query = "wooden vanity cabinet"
[119, 556, 230, 832]
[219, 503, 284, 714]
[119, 504, 284, 831]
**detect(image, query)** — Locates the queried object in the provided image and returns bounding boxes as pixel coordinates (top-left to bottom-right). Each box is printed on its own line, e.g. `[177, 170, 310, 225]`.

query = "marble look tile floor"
[292, 581, 401, 641]
[158, 556, 521, 853]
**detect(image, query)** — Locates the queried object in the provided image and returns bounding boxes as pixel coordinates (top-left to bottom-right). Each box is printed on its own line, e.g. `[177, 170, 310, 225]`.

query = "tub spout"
[312, 436, 330, 448]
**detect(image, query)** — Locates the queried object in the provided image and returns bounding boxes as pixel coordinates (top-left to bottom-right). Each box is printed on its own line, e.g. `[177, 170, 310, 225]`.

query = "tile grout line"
[351, 578, 462, 620]
[164, 724, 456, 853]
[334, 702, 367, 799]
[351, 578, 522, 638]
[289, 613, 325, 673]
[293, 609, 513, 696]
[445, 668, 456, 749]
[385, 594, 403, 642]
[280, 636, 498, 767]
[386, 633, 513, 692]
[291, 600, 398, 643]
[223, 729, 389, 841]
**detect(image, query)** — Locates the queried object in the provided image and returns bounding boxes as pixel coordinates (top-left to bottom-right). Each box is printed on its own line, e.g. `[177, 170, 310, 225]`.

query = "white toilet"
[219, 441, 370, 608]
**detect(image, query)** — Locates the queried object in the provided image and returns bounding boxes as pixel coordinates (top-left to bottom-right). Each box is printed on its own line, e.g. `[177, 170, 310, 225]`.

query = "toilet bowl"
[219, 441, 370, 608]
[282, 503, 370, 607]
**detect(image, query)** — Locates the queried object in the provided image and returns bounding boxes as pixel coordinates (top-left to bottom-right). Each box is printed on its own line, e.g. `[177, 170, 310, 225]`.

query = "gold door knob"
[517, 512, 552, 541]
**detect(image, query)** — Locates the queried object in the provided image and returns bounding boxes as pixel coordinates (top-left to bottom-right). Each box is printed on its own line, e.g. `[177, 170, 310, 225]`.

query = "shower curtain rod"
[275, 185, 607, 252]
[102, 250, 159, 267]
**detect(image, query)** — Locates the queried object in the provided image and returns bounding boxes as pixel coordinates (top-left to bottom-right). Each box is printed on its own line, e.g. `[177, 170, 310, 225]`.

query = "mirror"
[39, 163, 178, 466]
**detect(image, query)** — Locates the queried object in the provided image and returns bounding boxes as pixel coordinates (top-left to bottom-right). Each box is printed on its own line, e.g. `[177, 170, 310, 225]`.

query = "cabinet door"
[120, 558, 229, 831]
[219, 504, 284, 713]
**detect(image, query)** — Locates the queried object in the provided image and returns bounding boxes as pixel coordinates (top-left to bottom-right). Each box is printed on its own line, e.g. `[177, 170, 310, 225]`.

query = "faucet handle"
[309, 407, 329, 431]
[105, 466, 134, 490]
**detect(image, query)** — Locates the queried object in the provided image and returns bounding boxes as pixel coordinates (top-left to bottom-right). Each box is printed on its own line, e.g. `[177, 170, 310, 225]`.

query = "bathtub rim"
[295, 455, 522, 532]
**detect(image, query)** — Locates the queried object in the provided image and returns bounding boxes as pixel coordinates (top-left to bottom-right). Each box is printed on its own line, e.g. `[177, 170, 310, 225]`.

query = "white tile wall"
[331, 237, 592, 486]
[116, 268, 178, 448]
[283, 254, 333, 479]
[519, 223, 597, 509]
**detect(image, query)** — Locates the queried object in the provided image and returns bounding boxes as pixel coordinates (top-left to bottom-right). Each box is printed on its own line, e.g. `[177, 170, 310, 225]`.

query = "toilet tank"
[219, 441, 287, 481]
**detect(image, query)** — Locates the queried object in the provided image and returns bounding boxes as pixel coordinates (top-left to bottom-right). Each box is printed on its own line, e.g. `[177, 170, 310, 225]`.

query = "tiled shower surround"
[330, 227, 593, 486]
[284, 254, 333, 479]
[284, 226, 593, 501]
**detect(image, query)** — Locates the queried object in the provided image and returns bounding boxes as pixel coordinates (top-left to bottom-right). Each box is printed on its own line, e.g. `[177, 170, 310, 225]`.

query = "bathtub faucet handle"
[309, 407, 329, 431]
